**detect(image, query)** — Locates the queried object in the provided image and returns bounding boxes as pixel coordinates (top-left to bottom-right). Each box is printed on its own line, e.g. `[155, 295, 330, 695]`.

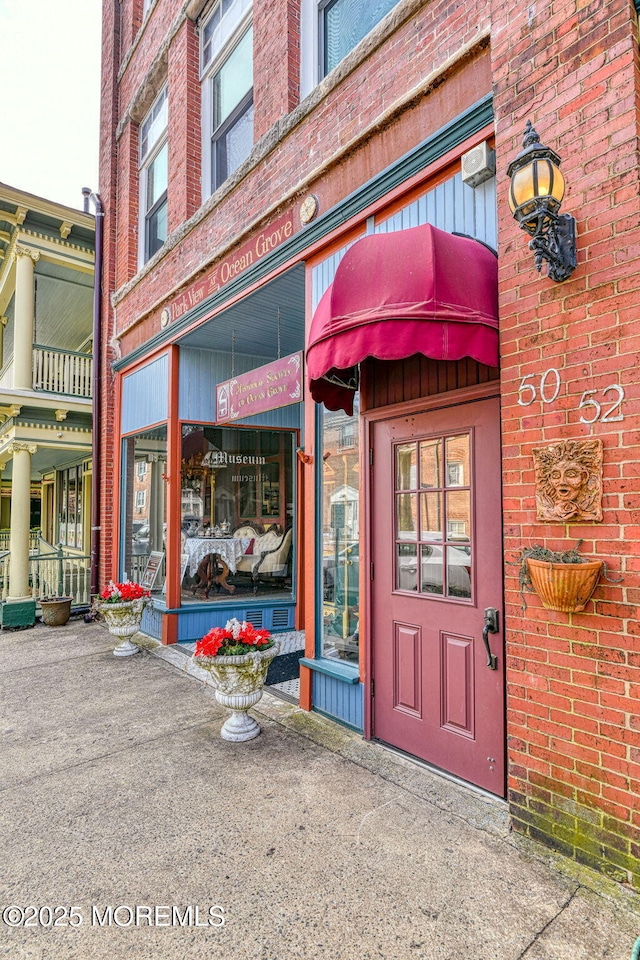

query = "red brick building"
[99, 0, 640, 886]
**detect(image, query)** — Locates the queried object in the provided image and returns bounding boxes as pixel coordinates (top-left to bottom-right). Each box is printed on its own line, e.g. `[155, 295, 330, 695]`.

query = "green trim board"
[114, 94, 494, 373]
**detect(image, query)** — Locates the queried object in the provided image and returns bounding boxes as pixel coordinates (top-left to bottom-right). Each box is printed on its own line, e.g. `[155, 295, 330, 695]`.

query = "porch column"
[8, 442, 37, 599]
[14, 246, 40, 390]
[0, 316, 8, 370]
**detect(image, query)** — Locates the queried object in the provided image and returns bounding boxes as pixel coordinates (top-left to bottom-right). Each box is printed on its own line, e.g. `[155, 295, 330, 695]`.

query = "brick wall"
[492, 0, 640, 886]
[109, 0, 491, 349]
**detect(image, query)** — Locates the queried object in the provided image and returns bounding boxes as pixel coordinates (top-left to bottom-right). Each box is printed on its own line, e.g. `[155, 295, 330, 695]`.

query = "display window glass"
[319, 396, 359, 664]
[121, 425, 168, 591]
[180, 424, 295, 603]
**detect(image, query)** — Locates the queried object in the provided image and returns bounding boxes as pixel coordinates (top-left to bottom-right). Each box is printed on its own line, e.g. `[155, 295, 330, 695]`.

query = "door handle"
[482, 607, 499, 670]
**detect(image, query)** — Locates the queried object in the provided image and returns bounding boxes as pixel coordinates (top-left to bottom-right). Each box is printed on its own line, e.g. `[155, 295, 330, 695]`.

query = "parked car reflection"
[397, 541, 472, 598]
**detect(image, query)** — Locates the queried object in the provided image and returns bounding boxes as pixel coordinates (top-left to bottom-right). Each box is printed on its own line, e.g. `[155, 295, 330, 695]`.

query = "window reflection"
[122, 425, 167, 592]
[394, 431, 473, 601]
[320, 396, 359, 663]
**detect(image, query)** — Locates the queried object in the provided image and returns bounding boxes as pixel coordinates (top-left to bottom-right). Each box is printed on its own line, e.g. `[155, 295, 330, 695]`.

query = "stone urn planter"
[39, 597, 72, 626]
[196, 644, 280, 741]
[99, 599, 148, 656]
[97, 582, 150, 656]
[193, 618, 278, 741]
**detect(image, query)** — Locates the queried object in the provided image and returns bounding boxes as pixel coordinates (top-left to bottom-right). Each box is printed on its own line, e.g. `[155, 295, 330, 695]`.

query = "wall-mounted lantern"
[507, 120, 577, 282]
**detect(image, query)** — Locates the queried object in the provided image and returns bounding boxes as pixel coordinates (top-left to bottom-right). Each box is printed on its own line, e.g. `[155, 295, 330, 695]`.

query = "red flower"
[99, 580, 150, 603]
[194, 618, 273, 657]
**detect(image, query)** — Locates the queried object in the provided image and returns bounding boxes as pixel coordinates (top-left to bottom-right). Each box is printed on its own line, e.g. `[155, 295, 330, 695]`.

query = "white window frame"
[135, 490, 147, 510]
[200, 0, 253, 201]
[138, 86, 168, 266]
[136, 460, 148, 478]
[300, 0, 400, 99]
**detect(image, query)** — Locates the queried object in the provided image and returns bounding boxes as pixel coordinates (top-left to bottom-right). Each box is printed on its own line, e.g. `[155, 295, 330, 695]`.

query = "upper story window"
[320, 0, 399, 76]
[301, 0, 399, 96]
[200, 0, 253, 197]
[139, 87, 168, 264]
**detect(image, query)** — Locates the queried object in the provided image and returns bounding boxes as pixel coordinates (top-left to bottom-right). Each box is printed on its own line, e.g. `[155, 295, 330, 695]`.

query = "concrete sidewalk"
[1, 619, 638, 960]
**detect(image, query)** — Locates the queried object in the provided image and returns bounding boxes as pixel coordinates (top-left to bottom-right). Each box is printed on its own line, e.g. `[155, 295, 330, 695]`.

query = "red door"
[370, 396, 505, 796]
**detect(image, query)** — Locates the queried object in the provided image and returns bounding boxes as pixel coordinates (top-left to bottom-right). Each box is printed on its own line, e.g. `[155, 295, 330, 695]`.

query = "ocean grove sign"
[164, 211, 295, 324]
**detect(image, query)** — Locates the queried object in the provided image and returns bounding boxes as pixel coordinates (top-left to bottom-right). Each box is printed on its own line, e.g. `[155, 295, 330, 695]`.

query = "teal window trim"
[114, 94, 493, 373]
[300, 657, 360, 683]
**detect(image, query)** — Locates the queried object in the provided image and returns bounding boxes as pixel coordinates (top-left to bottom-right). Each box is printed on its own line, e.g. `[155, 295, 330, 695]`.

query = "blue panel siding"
[121, 354, 168, 434]
[174, 601, 296, 642]
[142, 603, 163, 639]
[179, 347, 301, 428]
[312, 673, 364, 731]
[374, 172, 497, 251]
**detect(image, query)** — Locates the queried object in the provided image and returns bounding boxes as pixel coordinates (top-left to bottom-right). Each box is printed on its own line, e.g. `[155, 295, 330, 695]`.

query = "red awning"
[307, 223, 499, 413]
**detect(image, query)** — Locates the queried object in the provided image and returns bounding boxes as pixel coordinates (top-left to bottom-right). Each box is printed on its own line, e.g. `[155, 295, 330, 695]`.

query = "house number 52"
[518, 368, 625, 422]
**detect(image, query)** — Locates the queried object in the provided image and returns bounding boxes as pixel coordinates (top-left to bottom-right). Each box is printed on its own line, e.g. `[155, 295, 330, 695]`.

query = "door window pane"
[446, 490, 471, 542]
[445, 434, 469, 487]
[421, 543, 444, 595]
[447, 544, 472, 599]
[420, 492, 442, 539]
[420, 439, 442, 488]
[396, 493, 417, 540]
[397, 543, 417, 592]
[396, 443, 416, 491]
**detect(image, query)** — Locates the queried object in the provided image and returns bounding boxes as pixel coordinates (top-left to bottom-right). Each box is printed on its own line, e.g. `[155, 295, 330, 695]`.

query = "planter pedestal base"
[220, 709, 261, 742]
[113, 638, 142, 657]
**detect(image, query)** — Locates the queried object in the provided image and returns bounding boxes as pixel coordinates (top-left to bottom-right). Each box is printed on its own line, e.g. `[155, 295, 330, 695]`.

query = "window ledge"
[299, 657, 360, 684]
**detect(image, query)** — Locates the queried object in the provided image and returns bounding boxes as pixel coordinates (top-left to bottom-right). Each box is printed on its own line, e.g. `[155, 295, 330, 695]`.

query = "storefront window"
[58, 465, 83, 549]
[180, 425, 294, 603]
[319, 396, 359, 664]
[122, 425, 167, 590]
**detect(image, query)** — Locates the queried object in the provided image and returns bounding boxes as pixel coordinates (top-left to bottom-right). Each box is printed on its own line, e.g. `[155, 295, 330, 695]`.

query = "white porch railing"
[32, 345, 93, 398]
[0, 548, 91, 607]
[0, 529, 41, 553]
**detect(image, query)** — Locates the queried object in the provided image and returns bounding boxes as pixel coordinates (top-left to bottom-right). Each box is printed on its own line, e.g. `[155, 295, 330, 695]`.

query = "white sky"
[0, 0, 102, 211]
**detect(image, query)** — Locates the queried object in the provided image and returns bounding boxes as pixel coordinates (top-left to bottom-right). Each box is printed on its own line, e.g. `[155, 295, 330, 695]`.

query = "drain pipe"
[82, 187, 104, 599]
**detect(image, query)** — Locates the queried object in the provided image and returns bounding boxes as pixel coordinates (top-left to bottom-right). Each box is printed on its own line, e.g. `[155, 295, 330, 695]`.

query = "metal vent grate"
[272, 608, 289, 629]
[245, 610, 263, 628]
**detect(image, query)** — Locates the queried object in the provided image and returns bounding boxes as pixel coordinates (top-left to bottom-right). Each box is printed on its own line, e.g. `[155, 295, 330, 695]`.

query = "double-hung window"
[319, 0, 399, 76]
[201, 0, 253, 197]
[301, 0, 399, 95]
[139, 87, 168, 264]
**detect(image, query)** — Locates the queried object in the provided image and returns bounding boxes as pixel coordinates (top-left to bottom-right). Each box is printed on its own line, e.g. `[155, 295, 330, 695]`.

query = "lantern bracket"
[526, 211, 577, 283]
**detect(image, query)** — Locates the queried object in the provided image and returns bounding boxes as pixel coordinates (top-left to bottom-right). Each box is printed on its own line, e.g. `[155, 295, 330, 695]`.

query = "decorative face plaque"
[533, 439, 603, 522]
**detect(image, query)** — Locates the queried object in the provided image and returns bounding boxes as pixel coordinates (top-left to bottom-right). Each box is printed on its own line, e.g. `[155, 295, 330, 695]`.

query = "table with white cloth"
[183, 537, 251, 577]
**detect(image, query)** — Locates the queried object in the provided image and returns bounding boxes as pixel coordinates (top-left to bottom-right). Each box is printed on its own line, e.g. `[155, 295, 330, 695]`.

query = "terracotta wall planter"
[526, 558, 603, 613]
